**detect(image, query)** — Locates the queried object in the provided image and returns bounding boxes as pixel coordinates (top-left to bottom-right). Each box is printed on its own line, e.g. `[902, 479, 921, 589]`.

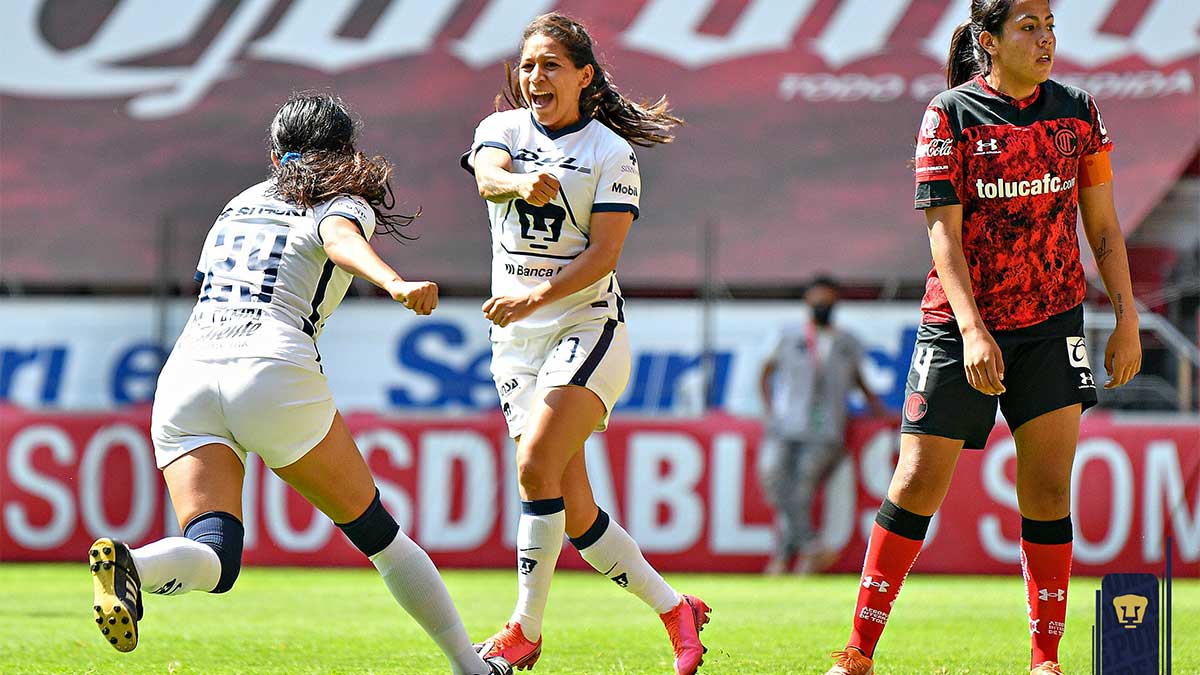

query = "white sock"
[510, 499, 566, 640]
[370, 531, 490, 675]
[573, 511, 682, 614]
[131, 537, 221, 595]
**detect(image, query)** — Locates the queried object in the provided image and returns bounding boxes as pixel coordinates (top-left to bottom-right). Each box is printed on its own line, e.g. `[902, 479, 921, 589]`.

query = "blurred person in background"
[758, 274, 886, 576]
[89, 92, 512, 675]
[460, 13, 710, 675]
[823, 2, 1141, 675]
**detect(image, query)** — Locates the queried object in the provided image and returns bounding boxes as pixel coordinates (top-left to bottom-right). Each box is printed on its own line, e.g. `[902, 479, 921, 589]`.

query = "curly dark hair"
[497, 13, 683, 147]
[266, 92, 416, 241]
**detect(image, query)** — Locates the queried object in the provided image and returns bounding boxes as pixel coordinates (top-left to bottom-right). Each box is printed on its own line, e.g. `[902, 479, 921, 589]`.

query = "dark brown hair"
[267, 92, 416, 241]
[497, 13, 682, 147]
[947, 0, 1019, 89]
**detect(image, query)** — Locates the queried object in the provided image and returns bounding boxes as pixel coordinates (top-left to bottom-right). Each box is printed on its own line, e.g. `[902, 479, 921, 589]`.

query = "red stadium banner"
[1, 0, 1198, 287]
[2, 406, 1197, 577]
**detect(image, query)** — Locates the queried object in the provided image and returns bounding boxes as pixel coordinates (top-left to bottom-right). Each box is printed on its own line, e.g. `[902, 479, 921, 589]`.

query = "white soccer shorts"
[490, 317, 630, 438]
[150, 354, 337, 469]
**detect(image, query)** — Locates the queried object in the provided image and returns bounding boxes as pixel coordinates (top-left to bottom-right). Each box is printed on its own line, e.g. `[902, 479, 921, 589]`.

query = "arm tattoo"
[1095, 235, 1113, 265]
[1116, 291, 1125, 319]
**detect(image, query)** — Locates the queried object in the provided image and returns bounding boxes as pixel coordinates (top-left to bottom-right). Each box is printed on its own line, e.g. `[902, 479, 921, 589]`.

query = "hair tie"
[280, 151, 302, 165]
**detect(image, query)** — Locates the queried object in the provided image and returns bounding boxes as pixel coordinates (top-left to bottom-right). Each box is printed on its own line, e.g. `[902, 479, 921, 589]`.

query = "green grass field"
[0, 564, 1195, 675]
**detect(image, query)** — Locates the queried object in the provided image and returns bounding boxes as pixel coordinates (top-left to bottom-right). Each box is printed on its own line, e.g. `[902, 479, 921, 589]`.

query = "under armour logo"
[519, 557, 538, 575]
[1080, 372, 1095, 388]
[975, 138, 1000, 154]
[861, 576, 890, 593]
[1039, 588, 1066, 602]
[612, 573, 629, 588]
[1030, 618, 1041, 634]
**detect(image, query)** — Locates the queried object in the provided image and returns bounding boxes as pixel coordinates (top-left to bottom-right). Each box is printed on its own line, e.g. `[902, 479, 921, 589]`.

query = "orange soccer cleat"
[475, 622, 542, 671]
[1031, 662, 1064, 674]
[659, 594, 712, 675]
[824, 648, 875, 675]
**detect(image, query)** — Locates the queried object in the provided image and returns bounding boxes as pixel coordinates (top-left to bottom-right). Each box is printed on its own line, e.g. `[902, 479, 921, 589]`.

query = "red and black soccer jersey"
[914, 75, 1113, 331]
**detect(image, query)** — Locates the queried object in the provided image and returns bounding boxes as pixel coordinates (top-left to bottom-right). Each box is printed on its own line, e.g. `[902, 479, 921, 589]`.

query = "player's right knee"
[183, 511, 244, 593]
[336, 489, 399, 558]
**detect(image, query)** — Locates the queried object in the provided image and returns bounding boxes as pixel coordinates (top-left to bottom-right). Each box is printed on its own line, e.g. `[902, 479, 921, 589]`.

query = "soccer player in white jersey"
[460, 14, 711, 675]
[87, 93, 512, 675]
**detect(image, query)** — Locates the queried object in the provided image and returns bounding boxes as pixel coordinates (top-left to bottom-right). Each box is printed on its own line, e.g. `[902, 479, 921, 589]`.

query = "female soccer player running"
[823, 2, 1141, 674]
[88, 93, 512, 675]
[460, 13, 710, 675]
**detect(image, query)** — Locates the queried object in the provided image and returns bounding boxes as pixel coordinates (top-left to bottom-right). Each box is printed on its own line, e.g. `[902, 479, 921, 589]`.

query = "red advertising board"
[1, 1, 1197, 287]
[2, 407, 1196, 576]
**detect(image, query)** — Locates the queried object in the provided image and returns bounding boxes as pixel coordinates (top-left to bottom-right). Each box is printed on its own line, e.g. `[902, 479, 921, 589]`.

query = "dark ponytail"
[267, 92, 416, 241]
[946, 0, 1018, 89]
[497, 13, 683, 147]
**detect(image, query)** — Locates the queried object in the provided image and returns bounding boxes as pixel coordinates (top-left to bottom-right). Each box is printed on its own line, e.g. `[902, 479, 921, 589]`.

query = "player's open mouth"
[531, 93, 554, 108]
[1037, 54, 1052, 64]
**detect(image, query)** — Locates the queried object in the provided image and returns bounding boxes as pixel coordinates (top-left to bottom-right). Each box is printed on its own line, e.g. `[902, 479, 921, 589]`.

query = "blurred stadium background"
[1, 0, 1196, 664]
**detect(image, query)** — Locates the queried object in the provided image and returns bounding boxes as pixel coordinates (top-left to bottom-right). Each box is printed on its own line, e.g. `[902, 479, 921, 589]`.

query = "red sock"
[847, 521, 925, 657]
[1021, 538, 1072, 666]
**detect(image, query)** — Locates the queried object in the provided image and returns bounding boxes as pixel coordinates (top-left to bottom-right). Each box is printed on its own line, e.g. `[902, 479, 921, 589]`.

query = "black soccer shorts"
[899, 305, 1099, 449]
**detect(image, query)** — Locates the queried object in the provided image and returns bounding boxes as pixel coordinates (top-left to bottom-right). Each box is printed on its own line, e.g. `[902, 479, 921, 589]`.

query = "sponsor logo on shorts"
[499, 378, 519, 396]
[1080, 372, 1096, 389]
[904, 393, 928, 422]
[1067, 337, 1090, 368]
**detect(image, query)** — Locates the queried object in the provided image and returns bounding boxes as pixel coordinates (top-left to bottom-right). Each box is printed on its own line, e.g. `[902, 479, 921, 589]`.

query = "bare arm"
[926, 204, 1006, 395]
[854, 365, 887, 416]
[319, 215, 437, 315]
[482, 211, 633, 327]
[759, 359, 777, 413]
[472, 146, 560, 206]
[1078, 179, 1142, 388]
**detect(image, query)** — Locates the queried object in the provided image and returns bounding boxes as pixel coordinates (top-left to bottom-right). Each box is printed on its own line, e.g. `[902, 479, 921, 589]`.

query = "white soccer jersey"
[462, 109, 640, 341]
[176, 180, 375, 365]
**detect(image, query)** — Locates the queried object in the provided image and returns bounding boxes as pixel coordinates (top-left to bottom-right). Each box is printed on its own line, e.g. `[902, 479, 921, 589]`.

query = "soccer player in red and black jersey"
[823, 2, 1142, 675]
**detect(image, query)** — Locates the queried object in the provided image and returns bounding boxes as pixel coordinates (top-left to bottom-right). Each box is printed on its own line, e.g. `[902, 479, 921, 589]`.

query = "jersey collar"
[530, 111, 592, 140]
[974, 74, 1042, 110]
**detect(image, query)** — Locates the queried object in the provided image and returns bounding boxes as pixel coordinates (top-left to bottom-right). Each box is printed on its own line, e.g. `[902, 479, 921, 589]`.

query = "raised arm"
[472, 146, 560, 206]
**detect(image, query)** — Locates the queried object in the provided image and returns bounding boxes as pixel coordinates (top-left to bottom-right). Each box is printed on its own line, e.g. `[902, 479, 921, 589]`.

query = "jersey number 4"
[200, 225, 288, 303]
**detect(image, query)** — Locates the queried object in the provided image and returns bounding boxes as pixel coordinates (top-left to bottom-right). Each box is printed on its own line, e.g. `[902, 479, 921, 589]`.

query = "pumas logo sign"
[975, 174, 1076, 199]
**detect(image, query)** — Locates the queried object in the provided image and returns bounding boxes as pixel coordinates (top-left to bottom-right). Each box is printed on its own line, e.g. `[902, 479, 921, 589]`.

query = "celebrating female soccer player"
[88, 92, 511, 675]
[824, 2, 1141, 674]
[460, 13, 710, 675]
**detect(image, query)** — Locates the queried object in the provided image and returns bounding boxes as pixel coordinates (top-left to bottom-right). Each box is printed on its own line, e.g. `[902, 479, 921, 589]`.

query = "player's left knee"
[183, 511, 245, 593]
[336, 489, 400, 558]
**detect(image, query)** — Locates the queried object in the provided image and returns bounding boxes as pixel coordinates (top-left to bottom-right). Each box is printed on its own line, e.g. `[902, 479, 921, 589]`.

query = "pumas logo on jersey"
[610, 182, 639, 197]
[974, 138, 1001, 155]
[975, 174, 1076, 199]
[515, 200, 566, 250]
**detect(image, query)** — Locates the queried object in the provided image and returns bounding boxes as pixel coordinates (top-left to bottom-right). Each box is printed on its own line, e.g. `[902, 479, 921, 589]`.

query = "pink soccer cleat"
[659, 594, 711, 675]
